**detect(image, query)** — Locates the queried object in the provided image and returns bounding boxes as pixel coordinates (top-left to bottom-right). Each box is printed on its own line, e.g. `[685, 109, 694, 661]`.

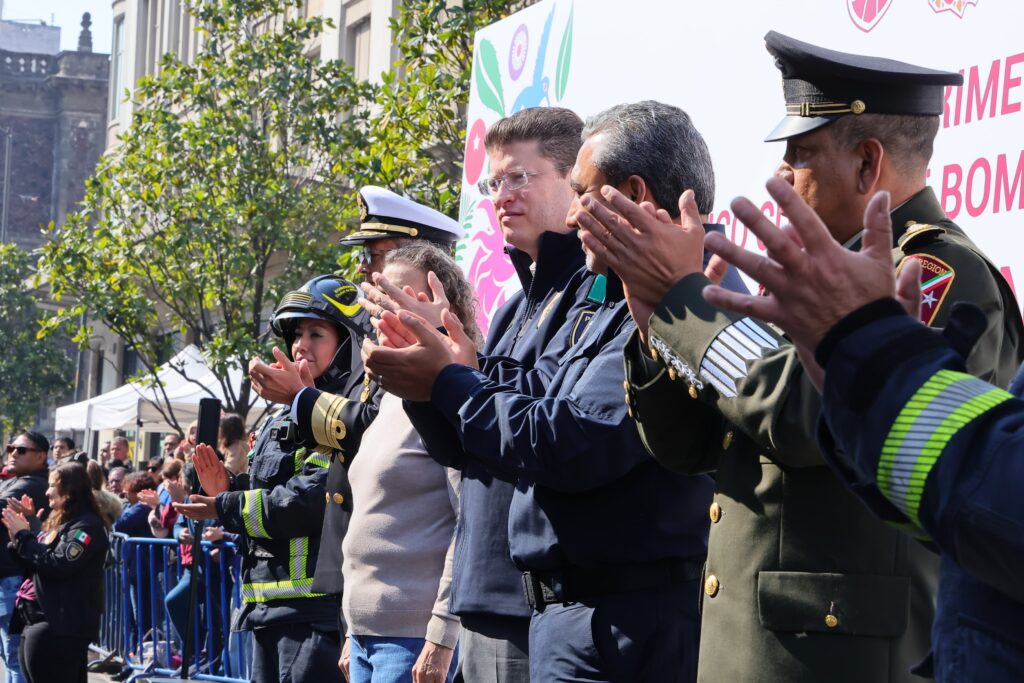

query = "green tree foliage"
[39, 0, 371, 427]
[38, 0, 531, 429]
[345, 0, 533, 220]
[0, 245, 74, 434]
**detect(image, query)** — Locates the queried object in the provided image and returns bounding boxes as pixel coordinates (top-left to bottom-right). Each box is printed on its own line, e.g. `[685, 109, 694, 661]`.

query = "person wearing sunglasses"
[339, 186, 462, 281]
[0, 432, 51, 683]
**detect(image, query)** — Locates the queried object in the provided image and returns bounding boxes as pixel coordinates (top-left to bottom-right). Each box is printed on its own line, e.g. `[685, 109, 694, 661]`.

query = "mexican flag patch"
[71, 530, 92, 545]
[898, 254, 955, 326]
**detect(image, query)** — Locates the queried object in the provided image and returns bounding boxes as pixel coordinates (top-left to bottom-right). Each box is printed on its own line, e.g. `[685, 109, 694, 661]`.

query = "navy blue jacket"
[817, 299, 1024, 681]
[421, 270, 714, 572]
[407, 229, 595, 618]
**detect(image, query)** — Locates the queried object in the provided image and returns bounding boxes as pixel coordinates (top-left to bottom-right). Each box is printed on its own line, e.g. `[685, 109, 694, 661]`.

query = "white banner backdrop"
[457, 0, 1024, 334]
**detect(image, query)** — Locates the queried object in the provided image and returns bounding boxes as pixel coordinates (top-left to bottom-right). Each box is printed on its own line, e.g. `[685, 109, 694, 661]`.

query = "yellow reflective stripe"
[305, 453, 331, 469]
[240, 578, 325, 603]
[242, 489, 270, 539]
[311, 392, 348, 450]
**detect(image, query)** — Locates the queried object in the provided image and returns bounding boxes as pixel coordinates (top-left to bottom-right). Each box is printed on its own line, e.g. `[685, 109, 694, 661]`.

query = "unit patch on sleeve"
[898, 254, 956, 326]
[65, 541, 85, 561]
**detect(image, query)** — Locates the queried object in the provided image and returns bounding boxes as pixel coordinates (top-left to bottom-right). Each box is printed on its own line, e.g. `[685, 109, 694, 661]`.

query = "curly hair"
[45, 463, 102, 532]
[385, 243, 484, 350]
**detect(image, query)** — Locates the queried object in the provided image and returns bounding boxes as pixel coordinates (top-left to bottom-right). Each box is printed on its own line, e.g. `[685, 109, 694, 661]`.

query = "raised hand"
[577, 188, 707, 340]
[361, 270, 452, 329]
[1, 507, 29, 535]
[249, 347, 313, 405]
[702, 177, 900, 352]
[362, 311, 458, 401]
[173, 494, 218, 521]
[192, 443, 230, 496]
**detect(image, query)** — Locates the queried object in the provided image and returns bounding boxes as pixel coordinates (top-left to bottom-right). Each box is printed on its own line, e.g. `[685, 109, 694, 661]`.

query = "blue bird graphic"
[511, 5, 556, 112]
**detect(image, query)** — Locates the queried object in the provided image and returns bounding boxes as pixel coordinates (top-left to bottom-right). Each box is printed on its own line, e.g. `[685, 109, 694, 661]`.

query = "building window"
[110, 16, 126, 119]
[347, 18, 371, 81]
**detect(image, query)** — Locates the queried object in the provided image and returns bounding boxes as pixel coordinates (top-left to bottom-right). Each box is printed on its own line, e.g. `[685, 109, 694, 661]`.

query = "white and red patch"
[899, 254, 956, 326]
[848, 0, 894, 32]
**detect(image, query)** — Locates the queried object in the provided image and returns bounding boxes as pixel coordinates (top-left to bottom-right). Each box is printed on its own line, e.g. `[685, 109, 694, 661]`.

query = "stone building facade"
[0, 14, 109, 252]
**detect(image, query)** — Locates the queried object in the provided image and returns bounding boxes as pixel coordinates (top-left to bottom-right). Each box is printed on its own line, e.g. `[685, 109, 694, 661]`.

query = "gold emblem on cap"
[851, 100, 866, 115]
[358, 194, 368, 221]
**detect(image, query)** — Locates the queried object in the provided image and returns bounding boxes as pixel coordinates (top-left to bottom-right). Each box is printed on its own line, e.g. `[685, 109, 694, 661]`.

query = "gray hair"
[827, 114, 939, 175]
[581, 101, 715, 216]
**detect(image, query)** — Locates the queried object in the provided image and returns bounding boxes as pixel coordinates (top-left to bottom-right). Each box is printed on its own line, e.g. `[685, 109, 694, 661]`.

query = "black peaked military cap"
[763, 31, 964, 142]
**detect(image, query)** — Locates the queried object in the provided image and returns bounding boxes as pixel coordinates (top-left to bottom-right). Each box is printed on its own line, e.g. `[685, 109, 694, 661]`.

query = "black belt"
[522, 558, 703, 611]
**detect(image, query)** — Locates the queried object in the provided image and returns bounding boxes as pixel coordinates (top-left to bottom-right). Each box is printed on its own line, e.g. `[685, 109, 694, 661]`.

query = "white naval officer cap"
[339, 186, 462, 247]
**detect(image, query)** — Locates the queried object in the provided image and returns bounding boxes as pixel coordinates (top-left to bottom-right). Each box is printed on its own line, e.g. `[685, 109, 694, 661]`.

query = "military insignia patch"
[65, 541, 85, 561]
[570, 311, 595, 346]
[699, 318, 780, 398]
[899, 254, 955, 325]
[72, 530, 92, 545]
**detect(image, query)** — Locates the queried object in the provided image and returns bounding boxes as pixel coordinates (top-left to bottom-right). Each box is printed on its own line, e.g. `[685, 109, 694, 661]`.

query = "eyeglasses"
[5, 445, 41, 457]
[476, 166, 570, 196]
[356, 247, 390, 267]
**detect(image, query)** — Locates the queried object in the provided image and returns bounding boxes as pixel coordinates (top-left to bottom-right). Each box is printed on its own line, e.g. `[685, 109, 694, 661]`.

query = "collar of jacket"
[506, 230, 586, 297]
[890, 187, 965, 243]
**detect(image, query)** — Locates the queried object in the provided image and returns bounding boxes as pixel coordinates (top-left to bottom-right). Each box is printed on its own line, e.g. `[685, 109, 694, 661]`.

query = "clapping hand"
[7, 495, 36, 518]
[249, 348, 316, 404]
[192, 443, 230, 496]
[1, 507, 29, 535]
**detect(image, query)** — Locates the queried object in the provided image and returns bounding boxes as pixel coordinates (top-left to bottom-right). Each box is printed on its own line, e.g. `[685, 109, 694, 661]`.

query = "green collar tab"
[586, 275, 607, 305]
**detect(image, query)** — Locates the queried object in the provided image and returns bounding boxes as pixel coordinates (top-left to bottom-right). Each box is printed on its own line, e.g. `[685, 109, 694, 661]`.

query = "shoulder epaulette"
[898, 222, 946, 252]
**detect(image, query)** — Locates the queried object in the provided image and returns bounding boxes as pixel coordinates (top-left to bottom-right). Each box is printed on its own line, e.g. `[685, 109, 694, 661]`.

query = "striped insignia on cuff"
[310, 392, 348, 450]
[880, 370, 1011, 530]
[699, 318, 780, 398]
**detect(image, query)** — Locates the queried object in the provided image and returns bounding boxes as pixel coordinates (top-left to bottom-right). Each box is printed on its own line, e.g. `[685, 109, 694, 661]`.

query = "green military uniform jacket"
[624, 187, 1023, 682]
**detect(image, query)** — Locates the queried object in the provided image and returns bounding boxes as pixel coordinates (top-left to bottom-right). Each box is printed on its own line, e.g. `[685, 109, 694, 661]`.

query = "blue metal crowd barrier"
[99, 532, 251, 682]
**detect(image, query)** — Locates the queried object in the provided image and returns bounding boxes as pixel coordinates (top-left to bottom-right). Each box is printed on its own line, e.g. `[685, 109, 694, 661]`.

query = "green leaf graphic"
[555, 5, 574, 101]
[475, 39, 505, 116]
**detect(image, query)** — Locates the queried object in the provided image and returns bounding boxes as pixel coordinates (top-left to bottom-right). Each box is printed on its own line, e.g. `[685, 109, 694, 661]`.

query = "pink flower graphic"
[467, 199, 516, 335]
[848, 0, 894, 32]
[928, 0, 979, 18]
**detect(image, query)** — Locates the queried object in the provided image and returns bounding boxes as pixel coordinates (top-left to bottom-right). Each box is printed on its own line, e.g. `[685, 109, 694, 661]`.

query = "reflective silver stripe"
[699, 318, 780, 398]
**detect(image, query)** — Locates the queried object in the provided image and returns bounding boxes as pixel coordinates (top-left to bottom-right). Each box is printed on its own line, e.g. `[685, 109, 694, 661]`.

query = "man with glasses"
[340, 186, 462, 279]
[0, 432, 51, 683]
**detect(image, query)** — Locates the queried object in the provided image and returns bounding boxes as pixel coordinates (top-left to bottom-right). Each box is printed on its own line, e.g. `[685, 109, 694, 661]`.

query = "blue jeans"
[349, 635, 457, 683]
[0, 575, 24, 683]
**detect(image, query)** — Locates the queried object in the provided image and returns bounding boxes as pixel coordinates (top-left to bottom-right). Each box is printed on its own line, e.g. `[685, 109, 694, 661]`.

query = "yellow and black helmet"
[271, 275, 373, 390]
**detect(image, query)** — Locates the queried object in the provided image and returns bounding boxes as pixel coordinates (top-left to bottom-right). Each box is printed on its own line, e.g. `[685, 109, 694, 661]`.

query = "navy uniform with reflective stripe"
[214, 409, 337, 631]
[418, 268, 714, 681]
[293, 372, 382, 604]
[817, 300, 1024, 681]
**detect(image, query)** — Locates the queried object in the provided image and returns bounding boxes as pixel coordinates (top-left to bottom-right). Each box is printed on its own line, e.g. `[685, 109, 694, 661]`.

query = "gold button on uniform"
[332, 493, 345, 504]
[825, 614, 839, 628]
[688, 385, 698, 399]
[668, 367, 678, 381]
[324, 492, 330, 502]
[704, 575, 720, 597]
[709, 502, 722, 524]
[722, 431, 734, 450]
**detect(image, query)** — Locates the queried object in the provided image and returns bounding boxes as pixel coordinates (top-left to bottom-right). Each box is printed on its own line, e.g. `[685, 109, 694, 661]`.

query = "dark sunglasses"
[147, 466, 160, 472]
[5, 445, 41, 456]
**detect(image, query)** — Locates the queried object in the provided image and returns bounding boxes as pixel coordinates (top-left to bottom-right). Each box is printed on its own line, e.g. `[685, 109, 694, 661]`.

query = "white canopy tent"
[55, 345, 271, 434]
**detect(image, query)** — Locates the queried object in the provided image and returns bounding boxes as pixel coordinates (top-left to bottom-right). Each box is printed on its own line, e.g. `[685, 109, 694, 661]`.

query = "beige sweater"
[342, 393, 461, 648]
